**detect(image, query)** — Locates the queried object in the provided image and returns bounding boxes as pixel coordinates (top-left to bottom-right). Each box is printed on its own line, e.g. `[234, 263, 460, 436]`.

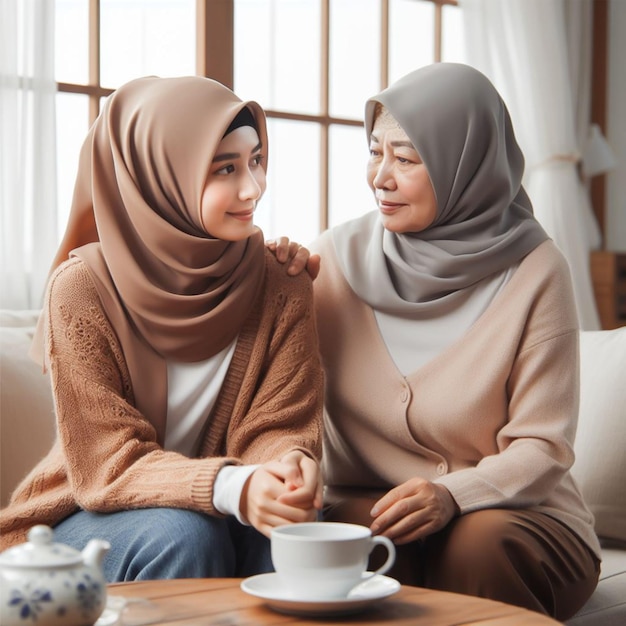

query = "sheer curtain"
[1, 0, 57, 310]
[460, 0, 601, 330]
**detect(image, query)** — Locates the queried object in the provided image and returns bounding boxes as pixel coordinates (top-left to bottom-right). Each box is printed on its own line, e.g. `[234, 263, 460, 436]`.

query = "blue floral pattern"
[76, 574, 103, 615]
[8, 588, 53, 621]
[4, 572, 104, 623]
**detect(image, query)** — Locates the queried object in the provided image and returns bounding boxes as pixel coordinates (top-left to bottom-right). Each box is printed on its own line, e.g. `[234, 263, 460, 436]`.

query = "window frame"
[56, 0, 459, 233]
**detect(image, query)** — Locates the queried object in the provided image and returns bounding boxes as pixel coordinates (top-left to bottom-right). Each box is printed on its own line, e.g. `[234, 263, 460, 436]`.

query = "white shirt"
[375, 265, 517, 375]
[164, 338, 258, 524]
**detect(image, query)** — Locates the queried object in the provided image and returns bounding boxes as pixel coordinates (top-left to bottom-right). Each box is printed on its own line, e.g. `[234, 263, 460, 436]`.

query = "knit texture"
[0, 250, 323, 549]
[312, 235, 601, 560]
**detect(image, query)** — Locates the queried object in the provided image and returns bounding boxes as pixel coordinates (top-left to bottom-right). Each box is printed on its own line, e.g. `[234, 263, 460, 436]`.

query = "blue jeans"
[53, 508, 273, 582]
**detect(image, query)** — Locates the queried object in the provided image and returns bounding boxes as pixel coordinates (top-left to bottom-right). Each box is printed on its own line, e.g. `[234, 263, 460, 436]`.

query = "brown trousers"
[324, 488, 600, 621]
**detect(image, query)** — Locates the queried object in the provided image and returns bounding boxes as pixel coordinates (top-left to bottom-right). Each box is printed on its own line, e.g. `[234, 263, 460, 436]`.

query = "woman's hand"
[266, 237, 320, 279]
[277, 450, 323, 510]
[240, 453, 322, 537]
[369, 478, 459, 544]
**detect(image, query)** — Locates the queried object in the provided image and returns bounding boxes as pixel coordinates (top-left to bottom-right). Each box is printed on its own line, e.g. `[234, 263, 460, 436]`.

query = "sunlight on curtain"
[234, 0, 321, 114]
[460, 0, 601, 330]
[1, 0, 58, 309]
[100, 0, 195, 87]
[258, 119, 321, 245]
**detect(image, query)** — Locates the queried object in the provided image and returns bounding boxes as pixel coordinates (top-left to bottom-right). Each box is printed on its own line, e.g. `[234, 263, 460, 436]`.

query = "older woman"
[307, 63, 600, 620]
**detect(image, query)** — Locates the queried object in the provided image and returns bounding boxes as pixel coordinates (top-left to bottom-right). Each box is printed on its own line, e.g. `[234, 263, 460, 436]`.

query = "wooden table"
[106, 578, 561, 625]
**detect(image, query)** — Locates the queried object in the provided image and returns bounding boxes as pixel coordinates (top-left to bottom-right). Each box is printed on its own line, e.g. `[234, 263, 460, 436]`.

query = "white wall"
[606, 0, 626, 251]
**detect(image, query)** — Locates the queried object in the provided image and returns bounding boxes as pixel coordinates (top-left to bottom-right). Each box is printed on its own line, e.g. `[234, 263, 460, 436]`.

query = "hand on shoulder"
[266, 237, 320, 279]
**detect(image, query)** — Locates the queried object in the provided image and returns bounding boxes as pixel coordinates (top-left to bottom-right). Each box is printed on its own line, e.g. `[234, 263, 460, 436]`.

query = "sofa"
[1, 309, 624, 624]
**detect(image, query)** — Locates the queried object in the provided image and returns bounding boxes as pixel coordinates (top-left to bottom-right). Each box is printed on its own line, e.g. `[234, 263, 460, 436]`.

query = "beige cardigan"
[0, 251, 323, 549]
[312, 234, 601, 559]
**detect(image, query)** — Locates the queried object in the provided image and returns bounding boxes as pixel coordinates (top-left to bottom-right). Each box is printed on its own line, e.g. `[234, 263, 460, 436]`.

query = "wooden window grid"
[55, 0, 459, 234]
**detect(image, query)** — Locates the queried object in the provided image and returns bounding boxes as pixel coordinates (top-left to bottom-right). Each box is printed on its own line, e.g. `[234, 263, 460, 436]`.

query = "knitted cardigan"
[0, 251, 323, 549]
[312, 235, 601, 559]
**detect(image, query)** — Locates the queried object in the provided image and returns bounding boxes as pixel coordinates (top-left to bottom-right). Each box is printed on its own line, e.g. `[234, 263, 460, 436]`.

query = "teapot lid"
[0, 525, 83, 568]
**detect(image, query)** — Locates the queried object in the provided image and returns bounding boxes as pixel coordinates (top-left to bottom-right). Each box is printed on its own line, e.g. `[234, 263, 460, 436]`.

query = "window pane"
[389, 0, 434, 84]
[56, 93, 90, 236]
[100, 0, 195, 89]
[234, 0, 320, 114]
[442, 4, 466, 63]
[234, 0, 272, 105]
[329, 124, 373, 228]
[55, 0, 88, 84]
[329, 0, 380, 119]
[256, 119, 320, 244]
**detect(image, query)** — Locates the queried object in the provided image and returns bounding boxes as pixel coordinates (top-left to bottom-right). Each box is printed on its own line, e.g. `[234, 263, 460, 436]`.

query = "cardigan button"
[400, 389, 409, 402]
[436, 463, 446, 475]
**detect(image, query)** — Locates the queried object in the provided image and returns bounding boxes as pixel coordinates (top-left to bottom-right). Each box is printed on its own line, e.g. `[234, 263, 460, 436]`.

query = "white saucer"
[240, 572, 401, 616]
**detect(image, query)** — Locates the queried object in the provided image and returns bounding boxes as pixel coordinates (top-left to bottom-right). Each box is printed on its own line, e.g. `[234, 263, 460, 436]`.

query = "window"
[54, 0, 463, 244]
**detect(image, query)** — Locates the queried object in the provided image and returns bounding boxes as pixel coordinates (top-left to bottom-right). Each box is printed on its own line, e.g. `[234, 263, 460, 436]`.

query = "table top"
[106, 577, 561, 625]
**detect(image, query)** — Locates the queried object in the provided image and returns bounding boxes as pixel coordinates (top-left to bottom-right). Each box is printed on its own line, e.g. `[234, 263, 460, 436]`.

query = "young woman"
[289, 63, 601, 620]
[0, 76, 323, 582]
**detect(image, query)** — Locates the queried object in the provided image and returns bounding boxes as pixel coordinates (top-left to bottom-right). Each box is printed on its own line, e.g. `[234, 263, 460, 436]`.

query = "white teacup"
[270, 521, 396, 600]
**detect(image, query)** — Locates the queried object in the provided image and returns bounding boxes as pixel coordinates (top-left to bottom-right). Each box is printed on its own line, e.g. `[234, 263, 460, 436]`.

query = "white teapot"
[0, 525, 110, 626]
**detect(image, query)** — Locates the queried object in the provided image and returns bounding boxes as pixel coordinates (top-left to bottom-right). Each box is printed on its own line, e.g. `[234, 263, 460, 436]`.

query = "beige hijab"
[333, 63, 548, 316]
[40, 76, 268, 434]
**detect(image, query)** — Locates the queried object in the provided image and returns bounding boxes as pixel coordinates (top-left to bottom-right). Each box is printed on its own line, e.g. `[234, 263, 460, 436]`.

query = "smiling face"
[200, 125, 266, 241]
[366, 107, 438, 234]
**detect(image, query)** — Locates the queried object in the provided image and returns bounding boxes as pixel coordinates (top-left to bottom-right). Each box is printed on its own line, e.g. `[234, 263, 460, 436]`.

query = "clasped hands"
[240, 450, 322, 538]
[262, 239, 460, 544]
[242, 458, 458, 543]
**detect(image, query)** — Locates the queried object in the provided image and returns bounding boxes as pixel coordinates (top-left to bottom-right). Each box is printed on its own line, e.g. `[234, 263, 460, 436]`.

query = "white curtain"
[565, 0, 602, 250]
[1, 0, 57, 310]
[460, 0, 601, 330]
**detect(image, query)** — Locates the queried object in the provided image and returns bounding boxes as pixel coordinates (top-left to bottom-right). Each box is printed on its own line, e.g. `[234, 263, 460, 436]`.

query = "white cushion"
[573, 329, 626, 544]
[566, 548, 626, 625]
[0, 309, 42, 328]
[0, 312, 56, 507]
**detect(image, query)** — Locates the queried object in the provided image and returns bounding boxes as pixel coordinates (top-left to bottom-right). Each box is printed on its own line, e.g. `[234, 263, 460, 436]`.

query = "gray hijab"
[333, 63, 549, 316]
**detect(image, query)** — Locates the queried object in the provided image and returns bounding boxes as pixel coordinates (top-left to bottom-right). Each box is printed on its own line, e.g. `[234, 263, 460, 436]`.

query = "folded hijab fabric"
[39, 76, 268, 424]
[74, 75, 268, 362]
[333, 63, 549, 316]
